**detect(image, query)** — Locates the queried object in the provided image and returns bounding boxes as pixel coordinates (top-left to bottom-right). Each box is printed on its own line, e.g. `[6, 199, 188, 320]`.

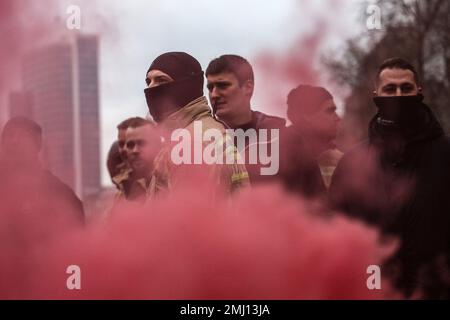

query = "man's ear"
[243, 80, 254, 98]
[418, 86, 423, 93]
[373, 78, 379, 96]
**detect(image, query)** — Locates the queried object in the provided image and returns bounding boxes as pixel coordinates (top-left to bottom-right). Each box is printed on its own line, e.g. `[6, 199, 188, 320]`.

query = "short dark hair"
[286, 85, 333, 121]
[206, 54, 254, 86]
[377, 57, 420, 85]
[117, 117, 154, 130]
[1, 116, 42, 149]
[106, 141, 123, 181]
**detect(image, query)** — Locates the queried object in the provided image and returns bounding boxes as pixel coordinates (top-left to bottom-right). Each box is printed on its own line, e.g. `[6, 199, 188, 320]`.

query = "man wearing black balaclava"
[329, 57, 450, 298]
[143, 52, 249, 196]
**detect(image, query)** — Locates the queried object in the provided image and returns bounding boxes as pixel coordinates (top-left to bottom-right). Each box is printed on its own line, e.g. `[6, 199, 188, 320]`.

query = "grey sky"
[57, 0, 367, 186]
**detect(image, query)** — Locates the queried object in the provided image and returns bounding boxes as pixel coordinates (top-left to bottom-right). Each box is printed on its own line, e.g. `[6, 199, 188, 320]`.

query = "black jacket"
[329, 103, 450, 298]
[278, 125, 328, 199]
[0, 160, 85, 243]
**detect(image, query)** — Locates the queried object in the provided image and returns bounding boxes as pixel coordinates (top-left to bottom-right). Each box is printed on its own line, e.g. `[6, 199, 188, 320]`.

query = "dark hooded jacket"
[329, 102, 450, 298]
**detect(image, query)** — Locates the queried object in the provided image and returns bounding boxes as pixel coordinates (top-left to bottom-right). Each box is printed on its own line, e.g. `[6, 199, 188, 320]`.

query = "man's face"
[125, 125, 160, 176]
[376, 68, 420, 97]
[146, 69, 174, 88]
[306, 99, 340, 141]
[117, 129, 127, 160]
[206, 72, 252, 121]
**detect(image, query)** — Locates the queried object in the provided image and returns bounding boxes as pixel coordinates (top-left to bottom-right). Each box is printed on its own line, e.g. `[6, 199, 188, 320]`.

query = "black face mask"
[373, 94, 426, 130]
[144, 73, 204, 123]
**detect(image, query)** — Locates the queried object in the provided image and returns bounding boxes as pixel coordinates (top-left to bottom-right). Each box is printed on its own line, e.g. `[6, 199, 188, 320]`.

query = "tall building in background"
[8, 91, 33, 119]
[22, 34, 101, 199]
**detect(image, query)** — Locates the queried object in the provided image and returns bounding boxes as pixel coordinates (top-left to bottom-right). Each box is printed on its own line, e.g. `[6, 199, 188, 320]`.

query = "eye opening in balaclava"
[144, 52, 204, 123]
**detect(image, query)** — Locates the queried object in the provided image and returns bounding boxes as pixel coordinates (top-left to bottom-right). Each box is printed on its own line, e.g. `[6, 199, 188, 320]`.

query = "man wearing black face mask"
[143, 52, 249, 196]
[329, 57, 450, 298]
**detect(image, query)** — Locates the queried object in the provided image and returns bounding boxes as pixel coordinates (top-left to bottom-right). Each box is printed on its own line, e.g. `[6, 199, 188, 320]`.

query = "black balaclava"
[373, 94, 427, 135]
[144, 52, 204, 123]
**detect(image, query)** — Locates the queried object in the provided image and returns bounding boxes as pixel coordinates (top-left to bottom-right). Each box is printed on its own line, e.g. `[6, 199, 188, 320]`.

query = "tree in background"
[325, 0, 450, 150]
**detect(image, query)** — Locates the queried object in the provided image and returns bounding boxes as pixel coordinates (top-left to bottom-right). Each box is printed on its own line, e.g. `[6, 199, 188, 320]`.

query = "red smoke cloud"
[0, 1, 28, 98]
[0, 0, 58, 92]
[0, 0, 118, 119]
[252, 0, 349, 117]
[1, 180, 397, 299]
[0, 1, 402, 300]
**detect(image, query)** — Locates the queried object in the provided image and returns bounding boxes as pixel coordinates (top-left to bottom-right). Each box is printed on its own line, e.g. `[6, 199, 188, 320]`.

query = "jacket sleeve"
[221, 135, 250, 193]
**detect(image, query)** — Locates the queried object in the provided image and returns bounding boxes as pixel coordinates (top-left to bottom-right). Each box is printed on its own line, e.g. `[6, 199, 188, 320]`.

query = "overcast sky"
[40, 0, 368, 186]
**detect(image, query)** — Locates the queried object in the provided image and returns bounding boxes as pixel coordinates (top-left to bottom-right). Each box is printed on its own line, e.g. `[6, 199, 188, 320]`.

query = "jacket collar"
[159, 96, 211, 133]
[369, 102, 444, 146]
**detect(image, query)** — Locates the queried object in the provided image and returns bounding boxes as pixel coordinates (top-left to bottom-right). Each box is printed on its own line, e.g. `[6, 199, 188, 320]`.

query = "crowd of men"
[1, 52, 449, 298]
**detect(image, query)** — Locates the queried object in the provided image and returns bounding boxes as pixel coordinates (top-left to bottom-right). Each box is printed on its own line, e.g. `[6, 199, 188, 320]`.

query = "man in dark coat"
[329, 57, 450, 298]
[0, 117, 84, 243]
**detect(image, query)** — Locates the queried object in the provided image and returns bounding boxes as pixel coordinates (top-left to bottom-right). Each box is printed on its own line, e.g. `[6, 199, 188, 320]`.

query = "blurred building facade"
[22, 34, 101, 199]
[8, 91, 33, 119]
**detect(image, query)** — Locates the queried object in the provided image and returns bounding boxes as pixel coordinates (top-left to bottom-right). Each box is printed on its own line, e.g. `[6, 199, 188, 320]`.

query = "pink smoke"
[0, 1, 403, 300]
[0, 0, 119, 118]
[1, 179, 398, 299]
[252, 0, 350, 118]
